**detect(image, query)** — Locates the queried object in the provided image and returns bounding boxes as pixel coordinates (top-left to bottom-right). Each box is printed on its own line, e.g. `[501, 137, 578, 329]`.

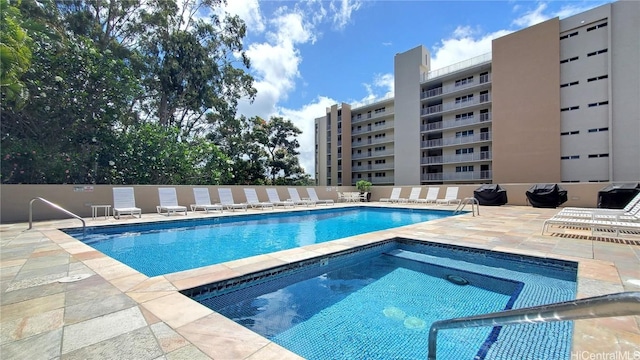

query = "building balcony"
[420, 73, 492, 100]
[421, 52, 492, 82]
[421, 93, 491, 116]
[421, 170, 492, 182]
[420, 152, 492, 165]
[352, 163, 395, 172]
[421, 132, 491, 148]
[353, 176, 394, 185]
[352, 149, 394, 160]
[351, 122, 394, 135]
[351, 108, 394, 124]
[352, 137, 393, 148]
[421, 113, 492, 133]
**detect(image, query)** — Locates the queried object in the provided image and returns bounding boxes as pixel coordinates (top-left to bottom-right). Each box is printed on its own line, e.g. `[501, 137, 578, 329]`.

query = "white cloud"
[512, 2, 549, 27]
[330, 0, 362, 30]
[278, 96, 338, 175]
[221, 0, 265, 34]
[430, 26, 511, 71]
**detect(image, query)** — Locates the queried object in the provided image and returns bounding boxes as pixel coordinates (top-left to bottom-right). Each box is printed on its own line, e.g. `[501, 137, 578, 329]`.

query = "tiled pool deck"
[1, 203, 639, 359]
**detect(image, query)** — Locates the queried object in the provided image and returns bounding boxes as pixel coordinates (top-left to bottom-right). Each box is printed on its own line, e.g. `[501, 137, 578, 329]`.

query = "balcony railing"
[351, 108, 394, 124]
[352, 149, 394, 159]
[421, 93, 491, 116]
[420, 152, 492, 165]
[351, 122, 395, 135]
[421, 170, 492, 181]
[352, 137, 393, 148]
[421, 133, 491, 148]
[422, 52, 492, 81]
[421, 113, 492, 133]
[420, 74, 492, 100]
[352, 163, 395, 172]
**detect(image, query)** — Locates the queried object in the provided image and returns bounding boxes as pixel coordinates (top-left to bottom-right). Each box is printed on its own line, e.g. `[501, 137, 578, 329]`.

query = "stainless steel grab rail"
[454, 197, 479, 216]
[428, 291, 640, 360]
[28, 197, 86, 233]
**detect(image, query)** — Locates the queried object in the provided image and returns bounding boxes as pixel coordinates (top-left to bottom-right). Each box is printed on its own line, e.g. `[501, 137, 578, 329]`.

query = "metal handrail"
[29, 197, 86, 233]
[454, 197, 479, 216]
[428, 291, 640, 360]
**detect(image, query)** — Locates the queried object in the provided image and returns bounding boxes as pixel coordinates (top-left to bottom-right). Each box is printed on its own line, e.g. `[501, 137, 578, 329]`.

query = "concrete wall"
[0, 185, 352, 223]
[1, 183, 609, 223]
[492, 18, 562, 183]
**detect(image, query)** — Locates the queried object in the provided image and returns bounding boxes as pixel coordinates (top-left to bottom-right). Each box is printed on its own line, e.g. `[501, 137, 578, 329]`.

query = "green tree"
[0, 0, 32, 107]
[253, 116, 306, 184]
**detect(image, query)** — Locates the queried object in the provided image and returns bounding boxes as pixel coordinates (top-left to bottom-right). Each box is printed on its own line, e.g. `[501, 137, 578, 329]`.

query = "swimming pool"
[186, 238, 577, 360]
[64, 207, 456, 277]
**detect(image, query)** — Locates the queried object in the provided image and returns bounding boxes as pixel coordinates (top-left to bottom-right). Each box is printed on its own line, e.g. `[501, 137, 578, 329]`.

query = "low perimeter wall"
[1, 183, 608, 223]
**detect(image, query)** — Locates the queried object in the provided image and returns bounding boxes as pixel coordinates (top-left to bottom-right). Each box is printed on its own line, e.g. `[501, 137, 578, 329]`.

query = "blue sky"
[221, 0, 610, 176]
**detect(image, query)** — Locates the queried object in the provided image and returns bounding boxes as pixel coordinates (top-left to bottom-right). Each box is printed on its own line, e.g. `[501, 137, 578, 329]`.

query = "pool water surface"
[64, 207, 454, 277]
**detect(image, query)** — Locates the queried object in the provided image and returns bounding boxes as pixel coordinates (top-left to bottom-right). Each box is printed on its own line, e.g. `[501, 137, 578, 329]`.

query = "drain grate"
[551, 233, 640, 246]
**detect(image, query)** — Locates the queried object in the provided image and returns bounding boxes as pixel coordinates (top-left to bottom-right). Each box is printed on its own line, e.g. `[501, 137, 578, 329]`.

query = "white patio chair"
[190, 188, 223, 213]
[156, 188, 188, 216]
[266, 188, 295, 208]
[288, 188, 316, 206]
[112, 187, 142, 219]
[422, 187, 440, 204]
[306, 188, 334, 205]
[243, 188, 274, 210]
[407, 187, 423, 203]
[380, 188, 406, 203]
[436, 187, 461, 205]
[218, 188, 248, 211]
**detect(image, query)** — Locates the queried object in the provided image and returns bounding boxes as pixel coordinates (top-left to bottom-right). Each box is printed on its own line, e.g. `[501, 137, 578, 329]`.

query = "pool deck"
[1, 203, 639, 359]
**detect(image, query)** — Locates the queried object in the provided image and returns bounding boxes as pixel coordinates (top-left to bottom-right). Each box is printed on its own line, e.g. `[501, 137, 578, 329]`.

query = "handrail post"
[427, 291, 640, 359]
[28, 197, 86, 234]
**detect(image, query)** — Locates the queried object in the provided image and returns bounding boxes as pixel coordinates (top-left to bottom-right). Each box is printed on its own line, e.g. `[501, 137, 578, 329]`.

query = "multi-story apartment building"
[315, 1, 639, 186]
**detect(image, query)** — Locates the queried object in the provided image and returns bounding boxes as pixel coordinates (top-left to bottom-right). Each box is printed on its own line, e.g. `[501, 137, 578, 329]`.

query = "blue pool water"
[188, 239, 577, 360]
[64, 207, 454, 277]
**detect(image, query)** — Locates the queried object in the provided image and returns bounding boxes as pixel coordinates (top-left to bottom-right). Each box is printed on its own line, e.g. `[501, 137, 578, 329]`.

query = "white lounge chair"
[559, 192, 640, 215]
[243, 188, 274, 210]
[542, 205, 640, 238]
[407, 187, 423, 203]
[380, 188, 406, 203]
[112, 187, 142, 219]
[218, 188, 248, 211]
[422, 187, 440, 204]
[190, 188, 223, 213]
[306, 188, 334, 205]
[288, 188, 316, 206]
[156, 188, 188, 216]
[266, 188, 295, 208]
[436, 187, 461, 205]
[555, 202, 640, 222]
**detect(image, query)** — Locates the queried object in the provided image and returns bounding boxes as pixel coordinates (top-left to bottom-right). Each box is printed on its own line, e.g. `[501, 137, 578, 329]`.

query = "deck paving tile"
[142, 292, 212, 329]
[0, 328, 62, 360]
[61, 326, 162, 360]
[61, 306, 148, 354]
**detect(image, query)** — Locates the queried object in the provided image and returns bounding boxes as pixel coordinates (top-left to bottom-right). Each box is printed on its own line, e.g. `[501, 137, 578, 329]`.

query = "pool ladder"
[453, 197, 479, 216]
[28, 197, 86, 234]
[427, 291, 640, 359]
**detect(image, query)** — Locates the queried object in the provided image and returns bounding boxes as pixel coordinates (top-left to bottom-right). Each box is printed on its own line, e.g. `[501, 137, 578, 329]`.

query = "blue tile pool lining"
[62, 207, 460, 277]
[185, 238, 578, 360]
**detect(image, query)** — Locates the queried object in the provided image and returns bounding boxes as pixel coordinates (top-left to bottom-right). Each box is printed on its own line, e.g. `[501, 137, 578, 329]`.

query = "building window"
[561, 106, 580, 112]
[455, 112, 474, 121]
[374, 133, 386, 139]
[588, 101, 609, 107]
[455, 94, 473, 104]
[560, 31, 578, 40]
[374, 107, 386, 114]
[479, 72, 489, 84]
[374, 172, 386, 177]
[587, 75, 608, 82]
[560, 56, 579, 64]
[560, 81, 579, 88]
[479, 91, 489, 102]
[374, 146, 386, 151]
[588, 127, 609, 133]
[588, 153, 609, 158]
[587, 49, 608, 57]
[454, 76, 474, 87]
[586, 22, 607, 31]
[455, 130, 474, 138]
[561, 155, 580, 160]
[561, 131, 580, 136]
[455, 166, 474, 172]
[374, 159, 386, 164]
[455, 148, 474, 154]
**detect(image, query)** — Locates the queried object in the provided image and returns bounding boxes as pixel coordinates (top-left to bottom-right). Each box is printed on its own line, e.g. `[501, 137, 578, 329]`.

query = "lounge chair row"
[542, 192, 640, 238]
[380, 187, 461, 205]
[112, 187, 335, 218]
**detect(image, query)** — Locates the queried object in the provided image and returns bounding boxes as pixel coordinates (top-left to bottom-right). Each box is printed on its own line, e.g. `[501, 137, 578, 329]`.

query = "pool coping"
[2, 203, 639, 359]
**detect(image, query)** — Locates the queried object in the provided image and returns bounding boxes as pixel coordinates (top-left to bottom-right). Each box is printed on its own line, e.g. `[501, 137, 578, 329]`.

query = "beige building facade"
[315, 2, 639, 186]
